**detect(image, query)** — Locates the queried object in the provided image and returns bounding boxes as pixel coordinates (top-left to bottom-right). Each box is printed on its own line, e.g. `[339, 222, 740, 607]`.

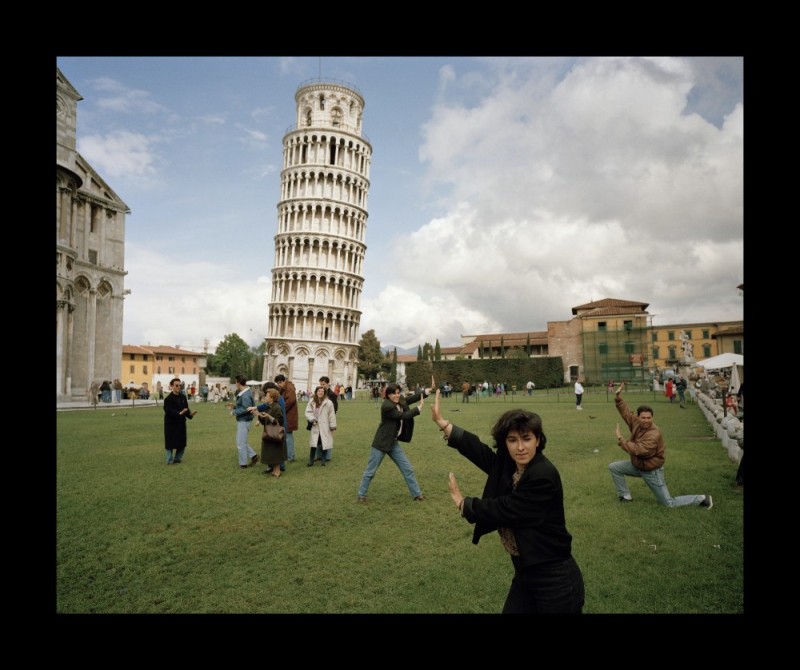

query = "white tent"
[696, 353, 744, 369]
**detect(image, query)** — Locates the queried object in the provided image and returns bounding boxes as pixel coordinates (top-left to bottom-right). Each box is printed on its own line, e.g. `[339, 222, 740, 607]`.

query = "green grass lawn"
[56, 390, 743, 613]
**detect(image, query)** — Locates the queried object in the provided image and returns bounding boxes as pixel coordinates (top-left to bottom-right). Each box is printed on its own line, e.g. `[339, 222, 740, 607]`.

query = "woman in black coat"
[431, 390, 584, 613]
[163, 377, 196, 464]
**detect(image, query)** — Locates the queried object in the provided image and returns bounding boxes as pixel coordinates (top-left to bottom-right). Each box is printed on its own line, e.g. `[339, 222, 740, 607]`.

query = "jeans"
[236, 419, 256, 466]
[504, 555, 584, 614]
[115, 390, 121, 402]
[358, 443, 421, 499]
[608, 460, 705, 507]
[285, 431, 295, 461]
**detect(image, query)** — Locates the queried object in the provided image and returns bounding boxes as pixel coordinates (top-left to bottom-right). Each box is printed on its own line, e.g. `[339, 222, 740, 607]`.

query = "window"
[129, 365, 134, 373]
[143, 365, 148, 374]
[703, 329, 710, 339]
[181, 357, 186, 363]
[88, 249, 98, 264]
[652, 346, 660, 359]
[668, 346, 676, 359]
[624, 341, 634, 354]
[319, 95, 325, 110]
[652, 332, 658, 342]
[668, 331, 675, 341]
[130, 354, 136, 360]
[157, 366, 162, 374]
[703, 344, 712, 357]
[624, 320, 633, 331]
[181, 367, 185, 374]
[598, 322, 607, 332]
[168, 356, 175, 362]
[598, 343, 608, 354]
[685, 330, 692, 340]
[733, 340, 743, 354]
[168, 367, 174, 374]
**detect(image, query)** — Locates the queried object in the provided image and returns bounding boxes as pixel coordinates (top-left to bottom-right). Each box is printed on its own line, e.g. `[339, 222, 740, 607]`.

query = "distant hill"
[381, 345, 417, 356]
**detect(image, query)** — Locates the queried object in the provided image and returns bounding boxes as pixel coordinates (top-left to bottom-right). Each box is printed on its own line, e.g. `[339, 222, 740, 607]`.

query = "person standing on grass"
[255, 387, 287, 478]
[431, 389, 584, 613]
[357, 382, 431, 503]
[304, 386, 337, 467]
[226, 374, 258, 469]
[318, 376, 338, 463]
[275, 374, 298, 462]
[574, 380, 584, 410]
[609, 382, 713, 508]
[254, 382, 287, 474]
[163, 377, 197, 465]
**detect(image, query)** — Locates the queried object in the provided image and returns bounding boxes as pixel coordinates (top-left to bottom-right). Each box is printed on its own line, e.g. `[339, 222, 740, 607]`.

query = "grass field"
[56, 389, 743, 614]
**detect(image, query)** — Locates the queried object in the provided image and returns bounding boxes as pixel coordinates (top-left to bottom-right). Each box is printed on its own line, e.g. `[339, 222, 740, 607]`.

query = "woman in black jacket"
[431, 390, 584, 613]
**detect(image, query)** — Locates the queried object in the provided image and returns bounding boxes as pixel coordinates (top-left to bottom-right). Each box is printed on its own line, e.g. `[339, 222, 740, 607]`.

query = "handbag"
[263, 420, 285, 444]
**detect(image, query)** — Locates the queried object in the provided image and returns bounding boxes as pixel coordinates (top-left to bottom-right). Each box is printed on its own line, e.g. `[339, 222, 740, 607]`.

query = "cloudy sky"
[56, 56, 743, 353]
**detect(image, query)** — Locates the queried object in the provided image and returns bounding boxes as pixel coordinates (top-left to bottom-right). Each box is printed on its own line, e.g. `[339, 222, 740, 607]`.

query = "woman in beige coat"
[304, 386, 337, 467]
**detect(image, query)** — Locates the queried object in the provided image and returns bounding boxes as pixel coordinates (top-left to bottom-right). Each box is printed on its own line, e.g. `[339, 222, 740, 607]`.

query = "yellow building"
[121, 345, 207, 393]
[650, 321, 743, 372]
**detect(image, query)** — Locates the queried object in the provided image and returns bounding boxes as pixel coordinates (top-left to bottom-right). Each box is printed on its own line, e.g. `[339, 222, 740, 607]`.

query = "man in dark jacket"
[356, 383, 431, 503]
[163, 377, 197, 464]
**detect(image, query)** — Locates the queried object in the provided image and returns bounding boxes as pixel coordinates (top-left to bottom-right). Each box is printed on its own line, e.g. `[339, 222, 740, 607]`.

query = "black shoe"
[307, 462, 313, 467]
[618, 496, 632, 503]
[240, 465, 249, 469]
[251, 454, 260, 465]
[321, 462, 326, 467]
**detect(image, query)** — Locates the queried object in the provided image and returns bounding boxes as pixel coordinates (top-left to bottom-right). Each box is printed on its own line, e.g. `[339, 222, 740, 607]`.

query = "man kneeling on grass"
[608, 383, 713, 509]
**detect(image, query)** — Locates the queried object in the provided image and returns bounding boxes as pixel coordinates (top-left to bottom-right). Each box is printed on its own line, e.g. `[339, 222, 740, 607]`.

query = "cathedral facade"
[56, 68, 130, 401]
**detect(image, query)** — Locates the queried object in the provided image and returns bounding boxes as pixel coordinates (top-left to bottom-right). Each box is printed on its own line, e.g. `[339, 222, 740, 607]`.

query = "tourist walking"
[574, 380, 584, 410]
[226, 374, 258, 469]
[163, 377, 197, 464]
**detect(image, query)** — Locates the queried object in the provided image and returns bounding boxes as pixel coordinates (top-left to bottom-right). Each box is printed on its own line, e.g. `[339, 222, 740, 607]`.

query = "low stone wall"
[696, 391, 743, 464]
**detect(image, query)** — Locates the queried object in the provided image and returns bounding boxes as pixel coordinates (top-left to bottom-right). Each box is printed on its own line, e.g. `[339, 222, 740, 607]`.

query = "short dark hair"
[262, 381, 279, 392]
[385, 383, 402, 396]
[274, 374, 286, 383]
[319, 376, 330, 383]
[636, 405, 654, 416]
[235, 374, 247, 386]
[491, 409, 547, 453]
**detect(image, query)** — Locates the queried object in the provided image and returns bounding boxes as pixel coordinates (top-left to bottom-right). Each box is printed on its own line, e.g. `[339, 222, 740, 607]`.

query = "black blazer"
[370, 390, 426, 452]
[447, 425, 574, 569]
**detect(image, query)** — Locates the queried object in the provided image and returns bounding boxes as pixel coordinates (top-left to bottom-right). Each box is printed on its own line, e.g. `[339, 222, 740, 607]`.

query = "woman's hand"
[448, 472, 464, 509]
[431, 389, 443, 423]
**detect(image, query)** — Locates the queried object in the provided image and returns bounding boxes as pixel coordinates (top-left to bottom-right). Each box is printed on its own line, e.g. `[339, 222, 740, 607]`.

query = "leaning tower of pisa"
[262, 79, 371, 393]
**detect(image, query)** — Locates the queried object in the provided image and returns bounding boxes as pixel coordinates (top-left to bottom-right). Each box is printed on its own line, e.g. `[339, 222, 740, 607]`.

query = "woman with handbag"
[304, 386, 337, 467]
[256, 387, 287, 478]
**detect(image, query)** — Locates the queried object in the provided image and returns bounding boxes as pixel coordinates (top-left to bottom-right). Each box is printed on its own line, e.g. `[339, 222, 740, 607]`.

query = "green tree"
[526, 333, 531, 357]
[417, 345, 423, 361]
[358, 329, 385, 380]
[250, 341, 266, 381]
[479, 340, 484, 359]
[500, 336, 505, 359]
[434, 340, 442, 361]
[214, 333, 251, 380]
[390, 348, 398, 382]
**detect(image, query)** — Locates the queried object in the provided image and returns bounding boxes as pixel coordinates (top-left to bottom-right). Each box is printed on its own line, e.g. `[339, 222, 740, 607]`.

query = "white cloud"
[124, 243, 271, 351]
[78, 131, 160, 181]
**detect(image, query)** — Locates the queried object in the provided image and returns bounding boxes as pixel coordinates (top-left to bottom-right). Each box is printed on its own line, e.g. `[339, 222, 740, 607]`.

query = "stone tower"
[262, 80, 371, 393]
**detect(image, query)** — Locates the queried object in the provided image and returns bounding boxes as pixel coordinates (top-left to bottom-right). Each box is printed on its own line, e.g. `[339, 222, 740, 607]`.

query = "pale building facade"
[262, 80, 370, 392]
[57, 68, 130, 401]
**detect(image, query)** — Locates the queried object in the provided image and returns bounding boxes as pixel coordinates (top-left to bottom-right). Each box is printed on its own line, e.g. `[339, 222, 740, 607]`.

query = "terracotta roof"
[571, 298, 649, 316]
